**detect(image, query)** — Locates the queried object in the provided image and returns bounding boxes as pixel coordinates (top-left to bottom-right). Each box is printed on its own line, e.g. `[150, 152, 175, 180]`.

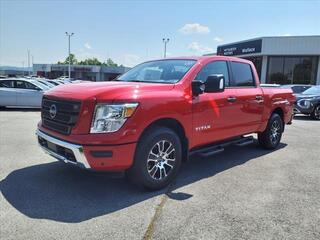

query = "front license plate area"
[47, 141, 58, 152]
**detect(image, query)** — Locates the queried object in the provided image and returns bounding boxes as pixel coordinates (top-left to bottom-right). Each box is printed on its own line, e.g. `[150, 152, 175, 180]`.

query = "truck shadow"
[293, 115, 315, 121]
[0, 142, 286, 223]
[0, 107, 40, 112]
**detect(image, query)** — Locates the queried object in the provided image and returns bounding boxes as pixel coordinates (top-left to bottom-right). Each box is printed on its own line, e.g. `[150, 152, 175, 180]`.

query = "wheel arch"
[272, 107, 284, 121]
[138, 118, 189, 162]
[271, 107, 285, 131]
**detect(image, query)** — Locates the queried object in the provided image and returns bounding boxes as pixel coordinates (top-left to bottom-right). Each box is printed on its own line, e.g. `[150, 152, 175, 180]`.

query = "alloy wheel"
[147, 140, 176, 181]
[270, 120, 281, 145]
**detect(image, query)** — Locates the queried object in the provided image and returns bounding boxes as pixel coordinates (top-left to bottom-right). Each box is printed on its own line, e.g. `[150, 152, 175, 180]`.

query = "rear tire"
[127, 127, 182, 191]
[311, 105, 320, 120]
[258, 113, 283, 149]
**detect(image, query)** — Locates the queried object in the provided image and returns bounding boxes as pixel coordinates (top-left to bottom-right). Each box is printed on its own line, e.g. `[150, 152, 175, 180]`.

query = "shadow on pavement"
[0, 107, 40, 112]
[293, 115, 315, 121]
[0, 142, 286, 223]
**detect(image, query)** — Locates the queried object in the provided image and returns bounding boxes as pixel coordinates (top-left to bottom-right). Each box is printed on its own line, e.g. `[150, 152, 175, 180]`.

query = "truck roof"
[154, 55, 252, 64]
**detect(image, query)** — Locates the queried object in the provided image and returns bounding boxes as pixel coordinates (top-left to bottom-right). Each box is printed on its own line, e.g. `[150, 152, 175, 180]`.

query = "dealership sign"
[217, 39, 262, 56]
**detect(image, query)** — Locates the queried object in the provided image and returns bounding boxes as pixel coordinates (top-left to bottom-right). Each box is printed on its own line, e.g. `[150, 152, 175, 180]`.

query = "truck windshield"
[116, 59, 197, 83]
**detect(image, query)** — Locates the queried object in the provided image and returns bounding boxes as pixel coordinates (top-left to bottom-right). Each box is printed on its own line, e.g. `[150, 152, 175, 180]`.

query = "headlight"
[90, 103, 138, 133]
[297, 99, 312, 109]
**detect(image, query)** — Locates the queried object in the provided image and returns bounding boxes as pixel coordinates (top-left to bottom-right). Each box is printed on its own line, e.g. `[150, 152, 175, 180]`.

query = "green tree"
[103, 58, 118, 67]
[57, 55, 121, 67]
[57, 53, 78, 64]
[78, 58, 102, 65]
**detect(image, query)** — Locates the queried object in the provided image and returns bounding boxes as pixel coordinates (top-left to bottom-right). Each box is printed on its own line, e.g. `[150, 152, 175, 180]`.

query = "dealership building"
[216, 35, 320, 85]
[33, 64, 130, 81]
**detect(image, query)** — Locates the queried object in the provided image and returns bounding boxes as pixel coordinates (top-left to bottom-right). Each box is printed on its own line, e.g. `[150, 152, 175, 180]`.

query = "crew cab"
[36, 56, 295, 190]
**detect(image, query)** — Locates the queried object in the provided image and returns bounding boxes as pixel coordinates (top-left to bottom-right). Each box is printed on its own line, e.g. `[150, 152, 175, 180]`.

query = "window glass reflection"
[267, 56, 318, 85]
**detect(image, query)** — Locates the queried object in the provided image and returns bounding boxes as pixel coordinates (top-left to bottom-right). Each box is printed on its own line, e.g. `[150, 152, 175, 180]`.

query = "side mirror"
[204, 74, 225, 93]
[192, 80, 205, 96]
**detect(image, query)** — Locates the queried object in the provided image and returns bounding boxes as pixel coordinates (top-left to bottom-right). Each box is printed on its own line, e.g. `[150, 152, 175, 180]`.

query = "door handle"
[227, 96, 237, 103]
[256, 95, 263, 101]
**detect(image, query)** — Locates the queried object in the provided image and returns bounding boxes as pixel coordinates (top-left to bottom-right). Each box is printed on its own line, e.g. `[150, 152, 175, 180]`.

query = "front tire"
[258, 113, 283, 149]
[311, 105, 320, 120]
[127, 127, 182, 191]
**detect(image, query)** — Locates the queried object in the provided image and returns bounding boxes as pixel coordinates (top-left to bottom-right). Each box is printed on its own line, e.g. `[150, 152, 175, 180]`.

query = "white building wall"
[262, 36, 320, 55]
[217, 36, 320, 85]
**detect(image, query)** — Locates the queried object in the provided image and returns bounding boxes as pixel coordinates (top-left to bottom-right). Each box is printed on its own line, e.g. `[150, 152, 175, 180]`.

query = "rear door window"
[230, 62, 255, 87]
[15, 80, 27, 89]
[25, 82, 39, 90]
[15, 80, 38, 90]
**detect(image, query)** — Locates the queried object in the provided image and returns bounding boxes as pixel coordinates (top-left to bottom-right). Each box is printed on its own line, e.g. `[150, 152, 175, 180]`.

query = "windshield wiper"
[114, 79, 175, 84]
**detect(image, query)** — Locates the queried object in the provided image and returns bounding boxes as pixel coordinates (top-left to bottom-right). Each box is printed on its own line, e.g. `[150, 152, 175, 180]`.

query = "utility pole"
[65, 32, 74, 79]
[22, 61, 25, 76]
[162, 38, 169, 58]
[27, 49, 30, 76]
[32, 55, 34, 76]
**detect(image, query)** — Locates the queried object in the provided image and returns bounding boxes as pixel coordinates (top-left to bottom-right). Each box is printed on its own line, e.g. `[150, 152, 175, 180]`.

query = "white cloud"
[213, 37, 223, 42]
[282, 33, 291, 36]
[122, 54, 141, 67]
[179, 23, 210, 34]
[84, 43, 92, 50]
[188, 42, 213, 54]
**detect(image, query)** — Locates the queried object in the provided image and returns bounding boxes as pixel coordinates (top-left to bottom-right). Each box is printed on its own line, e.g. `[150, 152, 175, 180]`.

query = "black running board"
[190, 136, 254, 157]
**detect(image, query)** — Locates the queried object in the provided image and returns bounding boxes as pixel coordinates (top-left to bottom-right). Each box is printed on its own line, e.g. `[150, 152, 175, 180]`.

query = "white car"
[0, 78, 50, 108]
[36, 79, 56, 88]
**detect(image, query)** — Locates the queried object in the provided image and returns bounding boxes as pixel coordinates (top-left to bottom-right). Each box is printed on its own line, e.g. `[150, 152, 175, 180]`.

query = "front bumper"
[36, 129, 91, 169]
[293, 105, 313, 115]
[36, 129, 137, 171]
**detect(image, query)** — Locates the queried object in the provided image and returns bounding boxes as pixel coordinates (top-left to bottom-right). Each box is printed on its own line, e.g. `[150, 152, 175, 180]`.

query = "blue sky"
[0, 0, 319, 67]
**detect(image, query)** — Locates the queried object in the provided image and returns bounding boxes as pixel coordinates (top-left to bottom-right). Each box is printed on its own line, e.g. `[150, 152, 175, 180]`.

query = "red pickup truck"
[36, 56, 295, 190]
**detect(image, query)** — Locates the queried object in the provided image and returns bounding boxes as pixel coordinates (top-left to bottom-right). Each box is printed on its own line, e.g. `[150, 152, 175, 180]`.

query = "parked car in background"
[55, 80, 67, 84]
[0, 78, 49, 108]
[294, 86, 320, 120]
[281, 84, 312, 94]
[70, 80, 91, 83]
[36, 79, 56, 88]
[58, 76, 73, 83]
[46, 80, 62, 86]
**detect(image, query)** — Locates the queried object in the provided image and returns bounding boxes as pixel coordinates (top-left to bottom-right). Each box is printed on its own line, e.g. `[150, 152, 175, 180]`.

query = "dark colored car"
[281, 84, 312, 94]
[294, 86, 320, 120]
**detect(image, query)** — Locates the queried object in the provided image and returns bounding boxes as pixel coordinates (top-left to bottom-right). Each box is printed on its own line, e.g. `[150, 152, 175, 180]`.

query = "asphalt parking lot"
[0, 110, 319, 240]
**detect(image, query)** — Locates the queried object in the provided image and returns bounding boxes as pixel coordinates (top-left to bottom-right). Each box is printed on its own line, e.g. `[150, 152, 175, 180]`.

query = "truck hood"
[44, 81, 175, 101]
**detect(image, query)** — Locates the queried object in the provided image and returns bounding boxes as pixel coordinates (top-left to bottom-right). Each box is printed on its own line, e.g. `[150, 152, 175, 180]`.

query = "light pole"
[65, 32, 74, 78]
[162, 38, 169, 58]
[27, 49, 30, 76]
[22, 61, 25, 76]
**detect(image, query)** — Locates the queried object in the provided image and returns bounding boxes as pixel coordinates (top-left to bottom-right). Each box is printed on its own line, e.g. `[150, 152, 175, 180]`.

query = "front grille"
[41, 97, 81, 135]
